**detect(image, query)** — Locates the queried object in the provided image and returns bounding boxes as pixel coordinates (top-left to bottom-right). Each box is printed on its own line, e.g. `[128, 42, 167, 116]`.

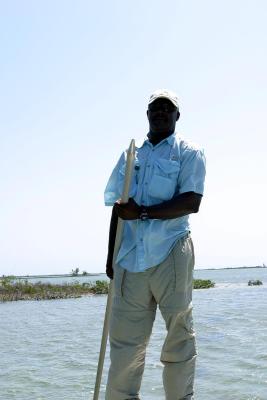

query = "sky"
[0, 0, 266, 276]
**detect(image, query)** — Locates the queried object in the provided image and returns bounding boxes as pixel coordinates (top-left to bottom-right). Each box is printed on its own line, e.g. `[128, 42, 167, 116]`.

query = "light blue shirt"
[104, 133, 206, 272]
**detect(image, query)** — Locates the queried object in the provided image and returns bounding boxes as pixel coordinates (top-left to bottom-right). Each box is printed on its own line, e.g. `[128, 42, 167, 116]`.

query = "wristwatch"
[140, 206, 149, 221]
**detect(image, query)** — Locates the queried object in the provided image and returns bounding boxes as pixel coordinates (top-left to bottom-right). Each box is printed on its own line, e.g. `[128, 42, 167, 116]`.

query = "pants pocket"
[114, 265, 125, 297]
[172, 236, 194, 294]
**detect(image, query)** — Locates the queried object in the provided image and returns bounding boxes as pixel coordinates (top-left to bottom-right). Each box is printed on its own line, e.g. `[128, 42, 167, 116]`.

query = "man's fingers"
[114, 198, 139, 220]
[116, 198, 128, 205]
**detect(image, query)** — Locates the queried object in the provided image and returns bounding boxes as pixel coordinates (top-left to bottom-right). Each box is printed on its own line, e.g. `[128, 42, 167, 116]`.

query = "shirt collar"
[135, 132, 176, 149]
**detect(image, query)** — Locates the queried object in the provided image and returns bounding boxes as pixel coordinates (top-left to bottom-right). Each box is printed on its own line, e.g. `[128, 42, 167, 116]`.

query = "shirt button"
[147, 164, 150, 167]
[145, 182, 148, 185]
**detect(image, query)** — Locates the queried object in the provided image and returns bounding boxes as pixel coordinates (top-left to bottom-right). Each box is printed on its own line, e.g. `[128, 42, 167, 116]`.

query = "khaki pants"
[105, 234, 197, 400]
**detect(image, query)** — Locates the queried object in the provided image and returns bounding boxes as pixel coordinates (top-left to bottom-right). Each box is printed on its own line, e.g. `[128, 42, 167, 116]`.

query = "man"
[104, 89, 206, 400]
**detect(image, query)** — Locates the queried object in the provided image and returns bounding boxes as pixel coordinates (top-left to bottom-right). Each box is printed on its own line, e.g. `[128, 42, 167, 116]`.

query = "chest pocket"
[118, 160, 139, 198]
[148, 158, 180, 201]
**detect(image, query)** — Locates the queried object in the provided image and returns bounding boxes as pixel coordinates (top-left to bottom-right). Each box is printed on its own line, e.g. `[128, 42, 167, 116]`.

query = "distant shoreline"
[13, 273, 105, 279]
[3, 266, 266, 280]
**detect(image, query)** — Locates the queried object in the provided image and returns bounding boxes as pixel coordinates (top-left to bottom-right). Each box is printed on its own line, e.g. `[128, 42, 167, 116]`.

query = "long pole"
[93, 139, 136, 400]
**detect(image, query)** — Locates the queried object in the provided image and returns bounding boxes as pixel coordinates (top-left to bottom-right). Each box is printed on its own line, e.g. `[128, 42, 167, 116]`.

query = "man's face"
[147, 98, 179, 134]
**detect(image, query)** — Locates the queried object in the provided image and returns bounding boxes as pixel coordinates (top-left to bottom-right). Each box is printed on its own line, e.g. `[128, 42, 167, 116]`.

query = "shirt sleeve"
[177, 146, 206, 195]
[104, 152, 125, 206]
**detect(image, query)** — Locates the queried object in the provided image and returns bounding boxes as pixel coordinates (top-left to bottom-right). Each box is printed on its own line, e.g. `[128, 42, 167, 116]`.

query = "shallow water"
[1, 268, 267, 400]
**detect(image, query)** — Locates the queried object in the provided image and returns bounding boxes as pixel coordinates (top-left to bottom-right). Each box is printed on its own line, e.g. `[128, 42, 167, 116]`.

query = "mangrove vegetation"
[0, 277, 215, 302]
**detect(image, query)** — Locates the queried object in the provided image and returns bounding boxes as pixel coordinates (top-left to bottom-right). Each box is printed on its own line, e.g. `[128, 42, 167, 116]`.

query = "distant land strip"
[5, 265, 267, 280]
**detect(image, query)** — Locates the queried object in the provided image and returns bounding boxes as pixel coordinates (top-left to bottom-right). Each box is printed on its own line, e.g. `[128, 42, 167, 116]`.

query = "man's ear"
[176, 110, 180, 121]
[146, 109, 149, 118]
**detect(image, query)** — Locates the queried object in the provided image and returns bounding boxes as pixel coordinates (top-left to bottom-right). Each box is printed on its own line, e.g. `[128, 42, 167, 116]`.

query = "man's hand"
[114, 198, 141, 220]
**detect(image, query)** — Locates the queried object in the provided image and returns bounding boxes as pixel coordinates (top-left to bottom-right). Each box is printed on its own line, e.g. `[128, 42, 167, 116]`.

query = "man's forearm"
[144, 192, 202, 220]
[114, 192, 202, 221]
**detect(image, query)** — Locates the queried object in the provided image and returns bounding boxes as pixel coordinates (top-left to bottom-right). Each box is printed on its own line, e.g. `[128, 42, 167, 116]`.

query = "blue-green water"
[1, 268, 267, 400]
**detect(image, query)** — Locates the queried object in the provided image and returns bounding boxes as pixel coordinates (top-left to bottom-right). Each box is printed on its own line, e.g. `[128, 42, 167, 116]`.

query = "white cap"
[148, 89, 179, 109]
